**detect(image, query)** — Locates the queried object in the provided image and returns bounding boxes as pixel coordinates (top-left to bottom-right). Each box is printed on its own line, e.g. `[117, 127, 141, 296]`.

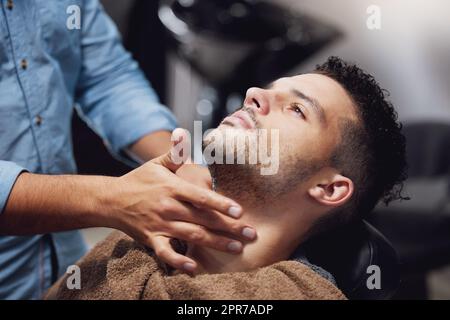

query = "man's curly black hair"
[311, 56, 408, 233]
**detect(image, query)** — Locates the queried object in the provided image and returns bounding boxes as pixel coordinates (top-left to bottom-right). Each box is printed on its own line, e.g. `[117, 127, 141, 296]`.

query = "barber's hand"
[107, 129, 256, 273]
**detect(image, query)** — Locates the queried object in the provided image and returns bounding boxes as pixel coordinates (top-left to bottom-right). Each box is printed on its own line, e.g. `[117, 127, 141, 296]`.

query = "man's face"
[204, 73, 357, 204]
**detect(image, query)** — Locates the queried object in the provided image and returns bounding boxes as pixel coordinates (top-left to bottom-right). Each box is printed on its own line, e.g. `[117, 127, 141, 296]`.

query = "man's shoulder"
[265, 260, 347, 300]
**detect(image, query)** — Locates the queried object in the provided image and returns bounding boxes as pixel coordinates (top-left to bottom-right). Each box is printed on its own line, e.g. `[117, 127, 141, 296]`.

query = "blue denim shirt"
[0, 0, 177, 299]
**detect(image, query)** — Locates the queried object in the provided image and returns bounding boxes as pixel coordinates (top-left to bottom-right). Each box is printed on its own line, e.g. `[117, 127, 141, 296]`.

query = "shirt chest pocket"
[36, 1, 82, 69]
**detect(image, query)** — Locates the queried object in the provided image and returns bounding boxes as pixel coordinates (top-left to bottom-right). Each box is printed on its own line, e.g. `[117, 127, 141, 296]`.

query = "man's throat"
[185, 221, 303, 275]
[189, 180, 313, 275]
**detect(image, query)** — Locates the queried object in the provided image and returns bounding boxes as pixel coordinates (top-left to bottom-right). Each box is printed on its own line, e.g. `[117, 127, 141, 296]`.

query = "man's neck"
[186, 192, 313, 275]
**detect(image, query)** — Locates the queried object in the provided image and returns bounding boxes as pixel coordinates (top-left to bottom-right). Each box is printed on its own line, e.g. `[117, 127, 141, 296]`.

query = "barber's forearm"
[0, 131, 176, 236]
[128, 130, 173, 162]
[0, 172, 115, 235]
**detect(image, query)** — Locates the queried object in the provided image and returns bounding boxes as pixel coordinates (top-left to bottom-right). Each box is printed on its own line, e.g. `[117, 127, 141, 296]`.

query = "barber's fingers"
[151, 235, 197, 273]
[174, 180, 242, 219]
[151, 129, 243, 219]
[164, 200, 257, 242]
[151, 128, 190, 173]
[167, 221, 244, 254]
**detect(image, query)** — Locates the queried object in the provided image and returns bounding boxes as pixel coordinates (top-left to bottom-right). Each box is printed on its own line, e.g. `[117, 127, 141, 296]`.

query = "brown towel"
[45, 231, 346, 300]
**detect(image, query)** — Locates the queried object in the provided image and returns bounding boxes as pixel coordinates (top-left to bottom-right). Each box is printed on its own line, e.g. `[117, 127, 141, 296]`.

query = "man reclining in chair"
[46, 57, 407, 300]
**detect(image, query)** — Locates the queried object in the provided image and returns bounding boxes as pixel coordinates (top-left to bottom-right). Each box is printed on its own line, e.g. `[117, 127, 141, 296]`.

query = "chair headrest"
[304, 220, 400, 299]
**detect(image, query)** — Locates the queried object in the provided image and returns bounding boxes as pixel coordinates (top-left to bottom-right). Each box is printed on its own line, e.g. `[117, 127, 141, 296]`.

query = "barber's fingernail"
[228, 205, 242, 218]
[227, 241, 243, 253]
[242, 227, 256, 240]
[183, 262, 196, 272]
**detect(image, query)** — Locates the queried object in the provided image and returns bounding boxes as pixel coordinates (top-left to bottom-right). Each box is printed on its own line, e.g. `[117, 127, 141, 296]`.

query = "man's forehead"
[275, 74, 344, 97]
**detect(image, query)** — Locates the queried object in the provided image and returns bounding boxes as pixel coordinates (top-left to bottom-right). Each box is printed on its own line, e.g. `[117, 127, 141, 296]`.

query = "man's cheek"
[257, 128, 280, 176]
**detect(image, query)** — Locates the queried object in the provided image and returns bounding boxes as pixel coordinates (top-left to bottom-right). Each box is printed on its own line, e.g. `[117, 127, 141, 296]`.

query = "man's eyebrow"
[291, 89, 326, 125]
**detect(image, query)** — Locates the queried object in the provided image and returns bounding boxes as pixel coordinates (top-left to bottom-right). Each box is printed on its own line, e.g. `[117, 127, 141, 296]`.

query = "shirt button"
[20, 59, 28, 70]
[6, 0, 13, 10]
[35, 115, 43, 126]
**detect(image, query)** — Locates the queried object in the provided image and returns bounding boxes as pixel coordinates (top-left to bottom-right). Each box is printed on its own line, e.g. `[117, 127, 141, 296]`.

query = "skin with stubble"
[188, 73, 359, 274]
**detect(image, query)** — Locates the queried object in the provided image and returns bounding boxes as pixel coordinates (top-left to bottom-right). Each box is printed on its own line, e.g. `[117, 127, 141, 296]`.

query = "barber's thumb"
[152, 128, 190, 172]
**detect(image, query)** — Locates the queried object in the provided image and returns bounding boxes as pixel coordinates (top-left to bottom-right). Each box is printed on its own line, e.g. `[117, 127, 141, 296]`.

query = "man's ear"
[308, 174, 354, 207]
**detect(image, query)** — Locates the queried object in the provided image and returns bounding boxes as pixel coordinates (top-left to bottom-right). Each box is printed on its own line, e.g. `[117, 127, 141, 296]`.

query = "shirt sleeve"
[75, 0, 177, 164]
[0, 161, 27, 215]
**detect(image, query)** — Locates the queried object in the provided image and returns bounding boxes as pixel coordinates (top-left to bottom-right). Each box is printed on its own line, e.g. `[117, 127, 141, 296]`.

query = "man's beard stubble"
[207, 153, 319, 208]
[203, 120, 323, 207]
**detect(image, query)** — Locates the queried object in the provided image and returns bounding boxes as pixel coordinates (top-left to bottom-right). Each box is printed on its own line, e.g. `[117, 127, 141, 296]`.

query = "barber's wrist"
[84, 175, 123, 230]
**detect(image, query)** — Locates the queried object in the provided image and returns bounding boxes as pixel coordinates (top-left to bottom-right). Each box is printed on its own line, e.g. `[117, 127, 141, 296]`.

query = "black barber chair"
[367, 122, 450, 299]
[305, 220, 400, 300]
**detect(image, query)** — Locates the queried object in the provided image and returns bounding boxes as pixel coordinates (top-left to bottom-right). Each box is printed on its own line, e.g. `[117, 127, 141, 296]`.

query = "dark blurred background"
[76, 0, 450, 299]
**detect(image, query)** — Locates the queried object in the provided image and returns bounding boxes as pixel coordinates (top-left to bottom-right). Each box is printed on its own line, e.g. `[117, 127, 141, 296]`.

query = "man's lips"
[222, 110, 255, 129]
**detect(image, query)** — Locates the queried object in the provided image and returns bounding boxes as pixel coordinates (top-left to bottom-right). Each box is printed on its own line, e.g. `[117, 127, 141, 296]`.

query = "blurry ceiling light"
[226, 94, 244, 114]
[196, 99, 214, 116]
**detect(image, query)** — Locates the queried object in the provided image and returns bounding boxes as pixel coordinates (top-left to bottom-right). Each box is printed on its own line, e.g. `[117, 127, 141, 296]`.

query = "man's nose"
[243, 87, 270, 115]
